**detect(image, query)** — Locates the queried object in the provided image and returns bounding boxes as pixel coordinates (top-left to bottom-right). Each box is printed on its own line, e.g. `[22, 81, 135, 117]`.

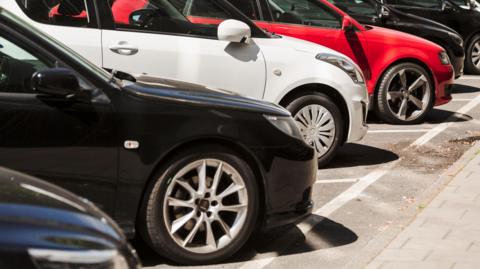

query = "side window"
[268, 0, 342, 29]
[109, 0, 249, 38]
[0, 37, 50, 94]
[15, 0, 93, 28]
[328, 0, 378, 16]
[227, 0, 260, 20]
[392, 0, 442, 8]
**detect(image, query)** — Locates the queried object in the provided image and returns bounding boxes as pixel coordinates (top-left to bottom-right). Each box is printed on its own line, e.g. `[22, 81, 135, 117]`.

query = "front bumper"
[451, 54, 465, 79]
[433, 64, 454, 107]
[251, 139, 317, 230]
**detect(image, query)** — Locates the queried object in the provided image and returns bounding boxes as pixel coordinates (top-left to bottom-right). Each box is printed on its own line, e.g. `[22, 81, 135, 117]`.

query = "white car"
[2, 0, 368, 166]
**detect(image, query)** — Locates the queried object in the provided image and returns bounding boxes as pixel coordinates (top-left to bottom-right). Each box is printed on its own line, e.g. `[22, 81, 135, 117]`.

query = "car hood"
[275, 34, 350, 57]
[387, 6, 460, 35]
[0, 167, 125, 245]
[364, 25, 443, 51]
[123, 75, 290, 116]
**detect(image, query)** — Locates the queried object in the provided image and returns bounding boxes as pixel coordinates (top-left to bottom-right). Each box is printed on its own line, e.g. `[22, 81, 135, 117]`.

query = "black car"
[328, 0, 465, 78]
[0, 167, 141, 269]
[383, 0, 480, 75]
[0, 8, 316, 264]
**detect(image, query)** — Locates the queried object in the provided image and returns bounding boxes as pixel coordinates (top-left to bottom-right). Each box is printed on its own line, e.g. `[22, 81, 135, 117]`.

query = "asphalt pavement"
[137, 76, 480, 269]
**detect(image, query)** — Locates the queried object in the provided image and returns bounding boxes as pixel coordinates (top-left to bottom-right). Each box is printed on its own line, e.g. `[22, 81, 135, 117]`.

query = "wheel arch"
[278, 83, 350, 145]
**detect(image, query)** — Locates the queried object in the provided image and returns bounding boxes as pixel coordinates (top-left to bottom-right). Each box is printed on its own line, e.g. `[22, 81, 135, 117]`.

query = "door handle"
[109, 42, 139, 56]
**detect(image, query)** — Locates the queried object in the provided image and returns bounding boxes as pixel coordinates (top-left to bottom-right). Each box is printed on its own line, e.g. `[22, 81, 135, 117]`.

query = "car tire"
[375, 62, 434, 125]
[465, 34, 480, 75]
[138, 145, 258, 265]
[286, 93, 344, 167]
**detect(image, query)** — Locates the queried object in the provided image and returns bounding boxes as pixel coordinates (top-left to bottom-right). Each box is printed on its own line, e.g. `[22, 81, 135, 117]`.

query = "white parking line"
[238, 93, 480, 269]
[368, 129, 430, 134]
[412, 94, 480, 146]
[458, 76, 480, 80]
[315, 178, 358, 184]
[452, 99, 474, 102]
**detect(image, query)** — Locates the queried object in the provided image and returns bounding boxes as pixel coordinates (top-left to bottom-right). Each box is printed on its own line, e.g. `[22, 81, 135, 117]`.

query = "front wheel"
[286, 93, 344, 167]
[139, 146, 258, 265]
[465, 34, 480, 75]
[375, 63, 434, 124]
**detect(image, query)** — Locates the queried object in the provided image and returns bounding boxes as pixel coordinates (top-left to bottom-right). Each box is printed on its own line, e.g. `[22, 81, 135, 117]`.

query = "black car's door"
[385, 0, 453, 25]
[0, 32, 118, 214]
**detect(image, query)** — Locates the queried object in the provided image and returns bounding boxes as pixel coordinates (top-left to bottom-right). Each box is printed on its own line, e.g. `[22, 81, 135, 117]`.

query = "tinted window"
[227, 0, 260, 20]
[268, 0, 342, 28]
[0, 37, 50, 94]
[388, 0, 441, 8]
[15, 0, 93, 27]
[109, 0, 243, 38]
[328, 0, 377, 16]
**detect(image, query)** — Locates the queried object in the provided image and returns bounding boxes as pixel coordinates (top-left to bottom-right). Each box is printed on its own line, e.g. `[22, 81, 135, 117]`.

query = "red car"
[186, 0, 454, 124]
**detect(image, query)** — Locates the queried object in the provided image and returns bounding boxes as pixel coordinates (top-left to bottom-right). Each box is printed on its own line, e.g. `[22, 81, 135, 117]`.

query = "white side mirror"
[218, 19, 251, 44]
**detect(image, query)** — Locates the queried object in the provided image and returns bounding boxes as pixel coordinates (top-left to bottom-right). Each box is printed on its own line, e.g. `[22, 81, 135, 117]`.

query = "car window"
[0, 36, 51, 94]
[108, 0, 243, 39]
[15, 0, 93, 28]
[386, 0, 441, 8]
[0, 35, 96, 95]
[328, 0, 378, 16]
[267, 0, 342, 28]
[226, 0, 260, 20]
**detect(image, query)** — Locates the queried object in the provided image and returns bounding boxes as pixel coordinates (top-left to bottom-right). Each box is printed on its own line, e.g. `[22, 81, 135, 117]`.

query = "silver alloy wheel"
[294, 104, 335, 157]
[386, 68, 431, 122]
[163, 159, 248, 254]
[472, 41, 480, 69]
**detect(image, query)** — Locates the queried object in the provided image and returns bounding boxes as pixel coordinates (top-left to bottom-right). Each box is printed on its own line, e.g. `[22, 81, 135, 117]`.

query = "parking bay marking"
[368, 129, 431, 134]
[238, 93, 480, 269]
[315, 178, 358, 184]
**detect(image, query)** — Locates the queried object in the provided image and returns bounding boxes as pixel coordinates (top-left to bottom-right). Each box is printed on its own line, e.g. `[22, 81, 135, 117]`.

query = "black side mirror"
[129, 9, 155, 27]
[379, 5, 390, 19]
[31, 68, 82, 98]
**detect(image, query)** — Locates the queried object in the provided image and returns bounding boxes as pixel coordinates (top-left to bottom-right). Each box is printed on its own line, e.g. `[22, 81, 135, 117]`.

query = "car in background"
[328, 0, 465, 78]
[383, 0, 480, 75]
[0, 167, 141, 269]
[206, 0, 455, 124]
[0, 7, 317, 264]
[0, 0, 369, 166]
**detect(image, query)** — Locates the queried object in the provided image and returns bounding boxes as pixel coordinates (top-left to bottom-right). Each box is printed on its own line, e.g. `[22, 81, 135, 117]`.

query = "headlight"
[264, 115, 303, 140]
[448, 32, 463, 47]
[316, 53, 365, 84]
[28, 249, 134, 269]
[439, 51, 450, 65]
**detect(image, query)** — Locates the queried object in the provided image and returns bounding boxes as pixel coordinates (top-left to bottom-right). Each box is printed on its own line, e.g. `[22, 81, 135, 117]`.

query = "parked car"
[0, 0, 369, 166]
[0, 167, 141, 269]
[0, 7, 317, 264]
[328, 0, 465, 79]
[382, 0, 480, 75]
[197, 0, 455, 124]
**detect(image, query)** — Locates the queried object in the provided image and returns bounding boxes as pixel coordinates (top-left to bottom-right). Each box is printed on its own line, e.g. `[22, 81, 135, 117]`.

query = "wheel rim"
[385, 68, 431, 122]
[472, 41, 480, 69]
[163, 159, 248, 254]
[294, 104, 336, 157]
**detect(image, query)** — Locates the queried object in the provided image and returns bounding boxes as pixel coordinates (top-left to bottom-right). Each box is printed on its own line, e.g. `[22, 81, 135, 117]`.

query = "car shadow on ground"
[366, 108, 472, 125]
[132, 216, 357, 267]
[326, 143, 399, 169]
[451, 83, 480, 94]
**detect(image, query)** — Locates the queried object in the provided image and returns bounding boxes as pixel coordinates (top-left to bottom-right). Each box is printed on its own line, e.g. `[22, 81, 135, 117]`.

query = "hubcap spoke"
[211, 162, 223, 194]
[219, 204, 247, 212]
[182, 214, 204, 247]
[204, 219, 216, 248]
[399, 69, 407, 89]
[387, 91, 403, 101]
[409, 95, 424, 110]
[217, 183, 244, 199]
[171, 210, 195, 234]
[197, 161, 207, 194]
[167, 197, 194, 208]
[397, 98, 408, 120]
[216, 215, 232, 238]
[175, 180, 196, 197]
[408, 75, 426, 93]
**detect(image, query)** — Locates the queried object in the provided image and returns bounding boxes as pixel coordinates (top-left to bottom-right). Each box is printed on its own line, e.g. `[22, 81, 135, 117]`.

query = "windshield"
[268, 0, 342, 28]
[1, 9, 113, 84]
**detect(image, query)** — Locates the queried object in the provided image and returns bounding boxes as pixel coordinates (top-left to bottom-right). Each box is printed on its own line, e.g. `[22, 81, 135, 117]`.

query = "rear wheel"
[286, 93, 344, 167]
[375, 63, 434, 124]
[465, 34, 480, 75]
[139, 146, 258, 264]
